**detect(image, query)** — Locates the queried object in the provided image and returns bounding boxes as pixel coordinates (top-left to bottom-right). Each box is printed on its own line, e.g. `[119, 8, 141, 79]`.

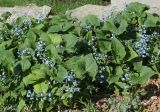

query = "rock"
[111, 0, 160, 14]
[69, 4, 114, 21]
[0, 4, 51, 23]
[70, 0, 160, 20]
[111, 0, 160, 8]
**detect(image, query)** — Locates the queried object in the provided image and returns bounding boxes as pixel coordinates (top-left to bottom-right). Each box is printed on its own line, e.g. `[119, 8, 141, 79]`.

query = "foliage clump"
[0, 2, 160, 111]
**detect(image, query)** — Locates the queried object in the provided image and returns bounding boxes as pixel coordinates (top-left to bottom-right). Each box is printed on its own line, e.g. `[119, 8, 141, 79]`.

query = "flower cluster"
[97, 65, 106, 84]
[135, 28, 150, 58]
[83, 25, 92, 31]
[0, 71, 7, 81]
[35, 40, 55, 68]
[87, 38, 97, 52]
[39, 91, 53, 102]
[26, 90, 53, 103]
[36, 12, 46, 24]
[93, 53, 108, 64]
[42, 57, 55, 68]
[35, 40, 46, 58]
[11, 26, 23, 37]
[23, 17, 32, 28]
[26, 90, 35, 101]
[61, 71, 80, 99]
[17, 48, 34, 58]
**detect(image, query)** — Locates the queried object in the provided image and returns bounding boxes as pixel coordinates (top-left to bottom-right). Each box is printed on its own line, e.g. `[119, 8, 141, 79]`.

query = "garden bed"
[0, 2, 160, 112]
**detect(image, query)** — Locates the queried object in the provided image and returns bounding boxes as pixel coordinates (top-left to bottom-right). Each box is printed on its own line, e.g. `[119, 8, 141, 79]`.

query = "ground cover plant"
[0, 2, 160, 112]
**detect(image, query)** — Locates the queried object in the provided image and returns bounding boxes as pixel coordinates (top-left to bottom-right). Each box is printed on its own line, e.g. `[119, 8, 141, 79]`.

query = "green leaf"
[102, 19, 117, 33]
[131, 66, 157, 84]
[48, 24, 62, 33]
[0, 49, 15, 71]
[144, 13, 159, 27]
[17, 99, 26, 112]
[34, 24, 45, 30]
[0, 39, 12, 49]
[63, 34, 79, 52]
[126, 2, 149, 14]
[56, 65, 68, 82]
[23, 65, 49, 86]
[126, 46, 138, 61]
[46, 45, 62, 62]
[49, 34, 63, 45]
[24, 30, 36, 48]
[107, 66, 123, 84]
[116, 20, 128, 35]
[111, 38, 126, 62]
[83, 15, 100, 26]
[39, 101, 44, 109]
[34, 82, 49, 94]
[84, 54, 98, 80]
[133, 61, 142, 72]
[40, 32, 52, 45]
[65, 56, 86, 79]
[20, 58, 31, 72]
[102, 19, 128, 35]
[98, 40, 112, 53]
[65, 54, 98, 80]
[62, 21, 73, 32]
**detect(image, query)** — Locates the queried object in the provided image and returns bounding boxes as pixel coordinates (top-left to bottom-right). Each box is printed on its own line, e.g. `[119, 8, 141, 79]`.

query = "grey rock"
[0, 4, 51, 23]
[70, 0, 160, 20]
[69, 4, 113, 21]
[111, 0, 160, 14]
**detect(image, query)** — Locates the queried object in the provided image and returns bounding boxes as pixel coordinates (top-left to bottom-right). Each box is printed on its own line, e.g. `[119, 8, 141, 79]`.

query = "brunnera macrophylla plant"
[0, 2, 160, 111]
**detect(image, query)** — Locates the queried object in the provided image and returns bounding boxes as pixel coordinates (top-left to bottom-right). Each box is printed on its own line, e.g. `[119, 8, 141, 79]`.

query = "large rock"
[69, 4, 113, 21]
[111, 0, 160, 8]
[70, 0, 160, 20]
[111, 0, 160, 14]
[0, 4, 51, 23]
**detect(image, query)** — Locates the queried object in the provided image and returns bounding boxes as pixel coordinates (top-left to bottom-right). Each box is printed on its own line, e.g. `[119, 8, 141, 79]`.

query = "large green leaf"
[62, 21, 73, 32]
[0, 39, 12, 49]
[102, 19, 128, 35]
[131, 66, 157, 84]
[111, 38, 126, 62]
[17, 99, 26, 112]
[46, 45, 62, 62]
[65, 54, 98, 80]
[49, 34, 63, 45]
[102, 19, 117, 33]
[40, 32, 52, 45]
[56, 65, 68, 82]
[0, 49, 15, 71]
[65, 56, 86, 79]
[107, 66, 123, 84]
[126, 46, 138, 61]
[133, 61, 142, 72]
[126, 2, 149, 14]
[34, 82, 49, 94]
[20, 58, 31, 72]
[98, 40, 112, 53]
[24, 30, 36, 48]
[23, 64, 49, 86]
[144, 13, 159, 27]
[84, 54, 98, 80]
[83, 15, 100, 26]
[47, 24, 62, 33]
[63, 34, 79, 52]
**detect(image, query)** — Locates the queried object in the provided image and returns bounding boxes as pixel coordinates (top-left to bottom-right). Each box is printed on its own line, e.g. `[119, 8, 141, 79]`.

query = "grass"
[0, 0, 109, 14]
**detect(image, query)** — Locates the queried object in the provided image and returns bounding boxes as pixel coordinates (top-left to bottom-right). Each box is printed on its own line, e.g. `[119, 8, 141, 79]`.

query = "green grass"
[0, 0, 109, 14]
